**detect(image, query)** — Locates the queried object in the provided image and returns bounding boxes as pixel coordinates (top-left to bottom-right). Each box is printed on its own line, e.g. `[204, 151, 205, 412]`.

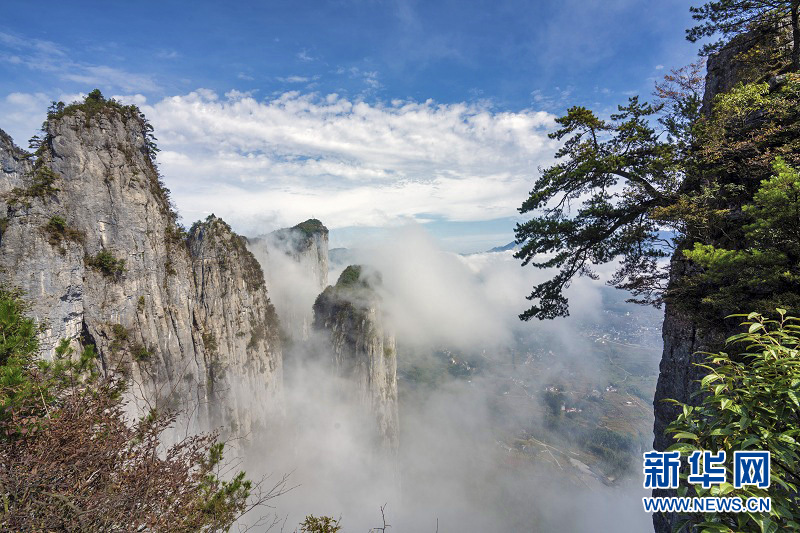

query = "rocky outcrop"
[187, 215, 283, 434]
[249, 219, 328, 342]
[0, 99, 282, 440]
[268, 219, 329, 291]
[702, 22, 792, 113]
[312, 265, 399, 455]
[653, 25, 785, 533]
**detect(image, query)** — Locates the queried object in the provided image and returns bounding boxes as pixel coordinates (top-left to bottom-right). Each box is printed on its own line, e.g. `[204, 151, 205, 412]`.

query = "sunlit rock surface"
[0, 105, 282, 440]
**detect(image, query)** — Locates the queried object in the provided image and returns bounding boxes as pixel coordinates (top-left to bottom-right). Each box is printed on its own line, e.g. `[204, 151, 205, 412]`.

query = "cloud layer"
[138, 90, 557, 232]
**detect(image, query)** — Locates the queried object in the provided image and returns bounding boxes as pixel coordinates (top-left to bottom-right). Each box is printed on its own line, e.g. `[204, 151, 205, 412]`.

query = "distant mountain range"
[485, 241, 517, 253]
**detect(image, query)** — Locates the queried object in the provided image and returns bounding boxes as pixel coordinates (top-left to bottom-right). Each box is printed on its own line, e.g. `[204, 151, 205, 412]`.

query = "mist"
[239, 222, 661, 532]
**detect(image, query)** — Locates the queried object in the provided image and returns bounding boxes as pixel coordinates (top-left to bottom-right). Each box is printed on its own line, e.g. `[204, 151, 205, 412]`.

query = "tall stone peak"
[248, 218, 329, 342]
[0, 95, 282, 441]
[313, 264, 399, 456]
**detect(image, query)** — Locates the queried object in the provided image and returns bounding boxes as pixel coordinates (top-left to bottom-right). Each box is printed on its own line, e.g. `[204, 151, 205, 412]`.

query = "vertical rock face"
[654, 262, 726, 453]
[270, 219, 329, 291]
[249, 219, 329, 342]
[0, 102, 282, 439]
[653, 26, 783, 533]
[187, 216, 283, 434]
[312, 265, 399, 455]
[701, 23, 792, 113]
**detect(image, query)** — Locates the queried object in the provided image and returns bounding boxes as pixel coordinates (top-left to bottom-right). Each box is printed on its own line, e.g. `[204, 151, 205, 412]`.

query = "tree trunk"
[792, 0, 800, 71]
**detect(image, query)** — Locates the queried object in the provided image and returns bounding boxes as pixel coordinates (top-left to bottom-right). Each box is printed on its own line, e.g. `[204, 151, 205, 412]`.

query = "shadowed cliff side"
[653, 25, 793, 533]
[313, 265, 399, 456]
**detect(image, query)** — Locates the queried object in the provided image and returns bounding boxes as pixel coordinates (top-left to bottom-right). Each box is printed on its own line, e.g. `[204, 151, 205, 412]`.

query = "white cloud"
[279, 75, 311, 83]
[296, 49, 316, 62]
[277, 75, 321, 84]
[156, 49, 180, 59]
[0, 92, 51, 146]
[110, 93, 148, 106]
[143, 89, 558, 230]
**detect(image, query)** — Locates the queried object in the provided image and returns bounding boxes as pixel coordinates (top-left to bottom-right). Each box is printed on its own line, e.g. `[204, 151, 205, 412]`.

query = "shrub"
[0, 286, 288, 530]
[43, 216, 84, 248]
[9, 164, 60, 206]
[666, 310, 800, 531]
[299, 515, 342, 533]
[130, 343, 152, 362]
[336, 265, 362, 287]
[87, 250, 126, 277]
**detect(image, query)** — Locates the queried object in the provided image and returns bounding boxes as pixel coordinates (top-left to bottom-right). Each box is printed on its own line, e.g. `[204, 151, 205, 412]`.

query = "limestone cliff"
[312, 265, 399, 455]
[0, 98, 282, 439]
[248, 219, 328, 342]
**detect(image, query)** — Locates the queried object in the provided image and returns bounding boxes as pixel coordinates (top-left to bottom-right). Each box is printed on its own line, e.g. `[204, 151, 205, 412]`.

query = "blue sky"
[1, 0, 701, 252]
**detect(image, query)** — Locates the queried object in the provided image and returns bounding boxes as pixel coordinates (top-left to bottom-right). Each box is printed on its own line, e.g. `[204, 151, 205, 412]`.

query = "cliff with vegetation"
[652, 24, 800, 533]
[312, 265, 399, 455]
[0, 93, 282, 439]
[248, 219, 329, 343]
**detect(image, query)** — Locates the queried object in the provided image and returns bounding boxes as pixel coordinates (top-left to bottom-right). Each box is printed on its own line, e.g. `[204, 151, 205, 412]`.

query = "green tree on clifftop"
[688, 0, 800, 70]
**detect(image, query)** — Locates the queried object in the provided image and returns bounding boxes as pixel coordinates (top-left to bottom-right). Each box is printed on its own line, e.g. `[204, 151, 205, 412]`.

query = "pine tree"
[687, 0, 800, 70]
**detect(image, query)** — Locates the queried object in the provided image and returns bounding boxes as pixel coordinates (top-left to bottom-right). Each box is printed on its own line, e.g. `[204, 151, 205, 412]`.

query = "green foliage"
[514, 97, 684, 319]
[293, 218, 328, 237]
[195, 443, 253, 529]
[681, 158, 800, 317]
[165, 223, 188, 246]
[655, 60, 706, 155]
[47, 215, 66, 233]
[0, 288, 42, 426]
[699, 76, 800, 175]
[247, 322, 268, 351]
[47, 89, 133, 124]
[111, 323, 128, 340]
[108, 323, 130, 355]
[666, 311, 800, 531]
[299, 515, 343, 533]
[584, 427, 637, 476]
[202, 332, 218, 354]
[687, 1, 799, 69]
[542, 390, 564, 416]
[0, 286, 282, 529]
[9, 162, 60, 206]
[712, 82, 771, 125]
[336, 265, 364, 288]
[87, 250, 126, 278]
[130, 343, 152, 362]
[0, 289, 38, 368]
[0, 287, 98, 438]
[43, 215, 84, 248]
[516, 64, 800, 324]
